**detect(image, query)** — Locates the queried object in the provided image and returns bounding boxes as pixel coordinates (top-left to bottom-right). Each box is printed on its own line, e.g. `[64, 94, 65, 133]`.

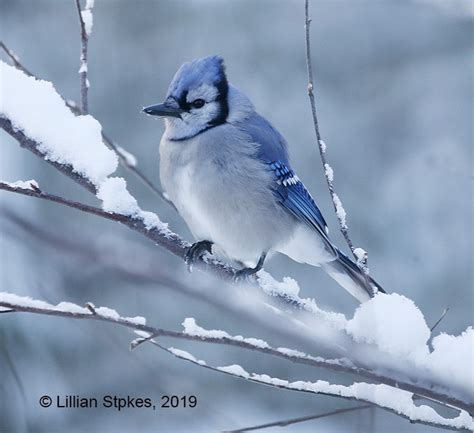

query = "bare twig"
[100, 131, 175, 208]
[0, 40, 172, 207]
[0, 42, 33, 77]
[431, 307, 450, 332]
[303, 1, 366, 268]
[74, 0, 91, 114]
[222, 404, 372, 432]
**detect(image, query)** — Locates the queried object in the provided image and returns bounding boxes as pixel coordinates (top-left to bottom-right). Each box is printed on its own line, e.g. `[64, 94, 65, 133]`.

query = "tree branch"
[222, 404, 372, 432]
[74, 0, 91, 114]
[0, 180, 231, 278]
[0, 40, 174, 209]
[304, 0, 369, 272]
[0, 293, 471, 431]
[0, 287, 471, 418]
[0, 41, 33, 77]
[0, 117, 97, 193]
[142, 338, 471, 432]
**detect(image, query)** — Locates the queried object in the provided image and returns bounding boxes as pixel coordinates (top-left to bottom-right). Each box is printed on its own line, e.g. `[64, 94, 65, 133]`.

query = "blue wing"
[269, 160, 336, 255]
[235, 112, 334, 254]
[237, 112, 290, 165]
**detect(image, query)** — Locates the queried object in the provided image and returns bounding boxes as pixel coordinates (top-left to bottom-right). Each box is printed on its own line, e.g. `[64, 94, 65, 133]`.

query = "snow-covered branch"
[151, 340, 471, 432]
[0, 40, 172, 205]
[0, 292, 471, 431]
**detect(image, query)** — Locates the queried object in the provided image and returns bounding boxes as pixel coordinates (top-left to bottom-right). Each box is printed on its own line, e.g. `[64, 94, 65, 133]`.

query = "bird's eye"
[192, 99, 205, 109]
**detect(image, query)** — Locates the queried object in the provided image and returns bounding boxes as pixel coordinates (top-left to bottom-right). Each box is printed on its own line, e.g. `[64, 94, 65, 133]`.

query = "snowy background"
[0, 0, 472, 432]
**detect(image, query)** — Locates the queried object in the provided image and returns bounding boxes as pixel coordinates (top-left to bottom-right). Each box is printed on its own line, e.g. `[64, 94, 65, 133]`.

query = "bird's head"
[143, 55, 229, 140]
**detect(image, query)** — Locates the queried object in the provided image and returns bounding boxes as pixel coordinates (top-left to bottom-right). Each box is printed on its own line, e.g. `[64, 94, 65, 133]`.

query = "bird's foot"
[233, 267, 259, 283]
[185, 240, 213, 272]
[233, 253, 267, 283]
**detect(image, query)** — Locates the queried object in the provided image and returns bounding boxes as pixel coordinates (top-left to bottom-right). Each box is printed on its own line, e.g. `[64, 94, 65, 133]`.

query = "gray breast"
[159, 124, 295, 265]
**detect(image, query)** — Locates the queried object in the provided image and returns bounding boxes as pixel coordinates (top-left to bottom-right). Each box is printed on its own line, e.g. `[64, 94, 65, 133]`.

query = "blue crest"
[167, 55, 227, 101]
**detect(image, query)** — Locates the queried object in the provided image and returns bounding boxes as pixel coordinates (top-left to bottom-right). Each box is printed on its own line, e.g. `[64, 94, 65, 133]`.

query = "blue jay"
[143, 55, 384, 302]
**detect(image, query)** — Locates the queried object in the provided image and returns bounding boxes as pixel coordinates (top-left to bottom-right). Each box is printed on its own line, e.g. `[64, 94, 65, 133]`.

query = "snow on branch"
[180, 314, 474, 416]
[137, 333, 473, 432]
[0, 40, 172, 205]
[0, 292, 472, 431]
[0, 61, 117, 187]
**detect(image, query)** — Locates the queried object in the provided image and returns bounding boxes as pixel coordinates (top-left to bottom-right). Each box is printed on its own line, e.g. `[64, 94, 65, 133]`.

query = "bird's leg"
[185, 240, 213, 272]
[233, 252, 267, 283]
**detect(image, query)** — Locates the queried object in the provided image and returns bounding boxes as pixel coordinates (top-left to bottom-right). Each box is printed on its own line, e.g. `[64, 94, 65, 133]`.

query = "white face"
[165, 83, 224, 141]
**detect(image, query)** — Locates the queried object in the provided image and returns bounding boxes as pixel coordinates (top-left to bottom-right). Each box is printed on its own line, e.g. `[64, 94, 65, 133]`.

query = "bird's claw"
[233, 267, 259, 283]
[185, 240, 213, 272]
[233, 253, 267, 283]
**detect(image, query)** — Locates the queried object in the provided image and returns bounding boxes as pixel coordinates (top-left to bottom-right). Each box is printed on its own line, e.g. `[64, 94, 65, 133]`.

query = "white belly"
[160, 131, 295, 266]
[276, 224, 334, 266]
[168, 162, 293, 266]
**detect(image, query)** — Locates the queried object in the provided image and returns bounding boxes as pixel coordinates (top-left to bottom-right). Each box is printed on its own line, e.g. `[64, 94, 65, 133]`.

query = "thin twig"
[431, 307, 450, 332]
[0, 40, 172, 207]
[223, 404, 372, 432]
[303, 1, 365, 267]
[100, 132, 175, 208]
[0, 42, 33, 77]
[74, 0, 90, 114]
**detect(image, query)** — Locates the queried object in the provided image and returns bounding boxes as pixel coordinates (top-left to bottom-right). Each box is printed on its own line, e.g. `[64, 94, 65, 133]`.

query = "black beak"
[142, 102, 184, 119]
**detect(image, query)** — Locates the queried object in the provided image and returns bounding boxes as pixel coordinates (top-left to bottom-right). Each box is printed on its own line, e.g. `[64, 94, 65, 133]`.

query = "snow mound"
[429, 327, 474, 398]
[346, 293, 430, 357]
[0, 62, 117, 185]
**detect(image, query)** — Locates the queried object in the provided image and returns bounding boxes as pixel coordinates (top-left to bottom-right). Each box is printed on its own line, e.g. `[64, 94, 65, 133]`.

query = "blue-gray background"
[1, 0, 472, 432]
